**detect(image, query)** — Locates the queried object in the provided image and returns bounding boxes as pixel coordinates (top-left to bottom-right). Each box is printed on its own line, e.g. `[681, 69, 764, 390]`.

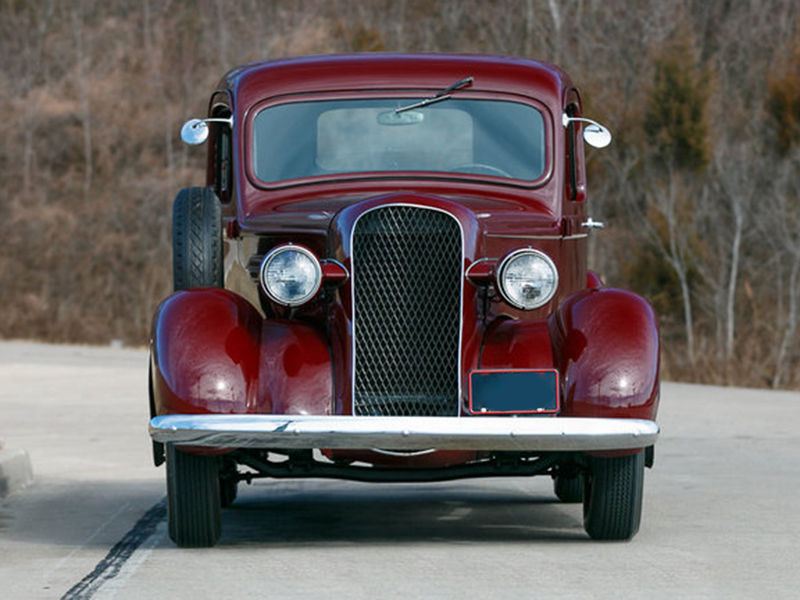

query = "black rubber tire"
[166, 444, 222, 548]
[554, 474, 584, 504]
[220, 478, 238, 508]
[219, 458, 239, 508]
[582, 451, 645, 541]
[172, 187, 223, 291]
[148, 364, 165, 467]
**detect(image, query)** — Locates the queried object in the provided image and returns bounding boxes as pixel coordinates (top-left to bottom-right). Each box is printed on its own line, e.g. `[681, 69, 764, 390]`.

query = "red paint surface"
[550, 288, 660, 420]
[152, 54, 660, 467]
[152, 289, 261, 416]
[152, 289, 332, 418]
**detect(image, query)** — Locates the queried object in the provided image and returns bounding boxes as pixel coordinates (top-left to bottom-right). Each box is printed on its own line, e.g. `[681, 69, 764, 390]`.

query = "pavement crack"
[60, 497, 167, 600]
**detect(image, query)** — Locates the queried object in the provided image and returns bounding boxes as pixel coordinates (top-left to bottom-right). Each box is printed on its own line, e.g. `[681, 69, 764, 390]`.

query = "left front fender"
[550, 288, 660, 420]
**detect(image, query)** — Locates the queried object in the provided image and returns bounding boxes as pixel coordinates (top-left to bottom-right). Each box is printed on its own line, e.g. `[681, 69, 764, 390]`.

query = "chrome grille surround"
[351, 205, 463, 417]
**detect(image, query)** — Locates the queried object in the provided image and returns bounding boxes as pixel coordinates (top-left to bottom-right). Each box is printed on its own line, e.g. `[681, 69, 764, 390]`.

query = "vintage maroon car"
[148, 54, 660, 547]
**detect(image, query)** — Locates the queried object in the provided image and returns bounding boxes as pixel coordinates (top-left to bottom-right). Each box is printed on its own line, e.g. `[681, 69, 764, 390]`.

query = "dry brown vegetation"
[1, 0, 799, 388]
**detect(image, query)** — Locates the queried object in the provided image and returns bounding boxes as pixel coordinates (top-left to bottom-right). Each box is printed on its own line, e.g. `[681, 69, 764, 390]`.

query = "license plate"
[468, 369, 560, 415]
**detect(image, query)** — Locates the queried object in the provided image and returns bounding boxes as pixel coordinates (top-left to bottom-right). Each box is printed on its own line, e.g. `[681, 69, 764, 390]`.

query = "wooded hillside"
[1, 0, 799, 388]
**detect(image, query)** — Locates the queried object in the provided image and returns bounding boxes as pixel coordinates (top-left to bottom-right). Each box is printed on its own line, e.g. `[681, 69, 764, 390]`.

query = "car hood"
[239, 192, 561, 242]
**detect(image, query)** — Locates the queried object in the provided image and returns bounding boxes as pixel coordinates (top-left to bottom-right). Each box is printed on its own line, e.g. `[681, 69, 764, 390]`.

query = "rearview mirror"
[181, 119, 209, 145]
[180, 117, 234, 146]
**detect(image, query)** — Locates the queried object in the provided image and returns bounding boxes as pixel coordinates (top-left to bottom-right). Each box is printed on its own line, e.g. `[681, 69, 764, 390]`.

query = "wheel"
[172, 187, 223, 291]
[582, 451, 645, 541]
[554, 474, 583, 503]
[166, 444, 222, 548]
[219, 458, 239, 508]
[220, 478, 238, 508]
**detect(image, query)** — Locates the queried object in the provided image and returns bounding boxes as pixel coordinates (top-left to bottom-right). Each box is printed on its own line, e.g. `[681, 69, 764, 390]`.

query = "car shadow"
[218, 478, 587, 546]
[0, 476, 588, 550]
[0, 477, 164, 548]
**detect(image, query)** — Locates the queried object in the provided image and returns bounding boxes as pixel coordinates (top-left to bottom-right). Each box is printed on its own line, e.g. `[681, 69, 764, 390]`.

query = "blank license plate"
[468, 369, 560, 415]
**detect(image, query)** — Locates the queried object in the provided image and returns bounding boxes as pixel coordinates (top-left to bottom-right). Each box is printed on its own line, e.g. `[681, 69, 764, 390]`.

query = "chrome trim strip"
[322, 258, 348, 272]
[371, 448, 437, 457]
[150, 415, 659, 452]
[485, 234, 589, 241]
[465, 257, 498, 286]
[321, 258, 350, 284]
[349, 203, 465, 417]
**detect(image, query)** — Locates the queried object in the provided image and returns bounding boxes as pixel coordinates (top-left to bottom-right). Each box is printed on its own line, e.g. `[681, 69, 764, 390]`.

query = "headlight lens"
[497, 249, 559, 310]
[260, 245, 322, 306]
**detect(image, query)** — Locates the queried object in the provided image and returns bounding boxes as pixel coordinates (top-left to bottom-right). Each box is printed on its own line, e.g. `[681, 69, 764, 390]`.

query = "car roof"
[219, 53, 573, 110]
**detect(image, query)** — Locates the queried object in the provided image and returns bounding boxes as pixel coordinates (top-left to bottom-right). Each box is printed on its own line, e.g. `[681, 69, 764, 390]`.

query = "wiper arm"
[395, 76, 474, 114]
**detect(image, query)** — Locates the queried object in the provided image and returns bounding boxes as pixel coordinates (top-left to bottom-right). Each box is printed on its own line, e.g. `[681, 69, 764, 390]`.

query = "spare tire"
[172, 187, 223, 291]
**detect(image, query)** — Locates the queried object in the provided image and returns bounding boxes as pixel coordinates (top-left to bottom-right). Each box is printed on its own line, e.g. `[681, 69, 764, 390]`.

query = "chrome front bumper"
[149, 415, 659, 452]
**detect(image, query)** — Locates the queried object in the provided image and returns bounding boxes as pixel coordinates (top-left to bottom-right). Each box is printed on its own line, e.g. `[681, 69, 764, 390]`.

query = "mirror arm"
[200, 117, 234, 127]
[562, 114, 603, 130]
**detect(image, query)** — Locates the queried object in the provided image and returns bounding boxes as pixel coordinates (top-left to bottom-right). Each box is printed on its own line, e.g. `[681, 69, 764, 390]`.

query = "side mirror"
[180, 117, 233, 146]
[562, 114, 612, 149]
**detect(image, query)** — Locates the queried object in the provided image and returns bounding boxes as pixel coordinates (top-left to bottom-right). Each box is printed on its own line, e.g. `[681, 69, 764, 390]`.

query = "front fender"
[550, 288, 660, 420]
[151, 289, 331, 418]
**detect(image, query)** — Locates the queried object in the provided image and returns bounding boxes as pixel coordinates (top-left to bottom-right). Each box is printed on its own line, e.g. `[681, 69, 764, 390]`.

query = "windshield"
[252, 98, 546, 184]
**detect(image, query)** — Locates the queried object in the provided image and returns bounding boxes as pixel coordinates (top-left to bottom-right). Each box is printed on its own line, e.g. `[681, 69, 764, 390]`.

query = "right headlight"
[497, 249, 559, 310]
[259, 245, 322, 307]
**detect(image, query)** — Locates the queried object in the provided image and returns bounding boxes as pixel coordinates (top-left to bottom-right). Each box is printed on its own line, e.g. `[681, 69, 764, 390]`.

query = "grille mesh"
[352, 206, 462, 416]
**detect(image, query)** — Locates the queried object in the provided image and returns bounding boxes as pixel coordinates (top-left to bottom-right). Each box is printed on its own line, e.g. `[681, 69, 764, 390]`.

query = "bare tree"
[1, 0, 800, 388]
[71, 4, 93, 199]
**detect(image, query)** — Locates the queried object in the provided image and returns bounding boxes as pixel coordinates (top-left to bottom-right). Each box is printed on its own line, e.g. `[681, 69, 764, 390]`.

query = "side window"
[565, 98, 586, 202]
[566, 104, 578, 201]
[210, 99, 233, 203]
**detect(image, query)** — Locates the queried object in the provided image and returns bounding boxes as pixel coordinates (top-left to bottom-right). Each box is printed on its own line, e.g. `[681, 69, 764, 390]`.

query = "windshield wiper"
[395, 76, 474, 114]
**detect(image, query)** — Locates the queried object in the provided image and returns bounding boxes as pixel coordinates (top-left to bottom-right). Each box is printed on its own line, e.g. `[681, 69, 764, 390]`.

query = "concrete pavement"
[0, 445, 33, 499]
[1, 341, 800, 599]
[0, 341, 161, 599]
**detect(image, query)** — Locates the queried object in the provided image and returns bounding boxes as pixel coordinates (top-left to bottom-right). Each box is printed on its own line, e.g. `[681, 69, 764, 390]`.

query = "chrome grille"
[352, 206, 462, 416]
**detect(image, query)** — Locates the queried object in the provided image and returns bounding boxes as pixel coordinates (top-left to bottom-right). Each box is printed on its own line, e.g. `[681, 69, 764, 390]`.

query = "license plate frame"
[467, 369, 560, 415]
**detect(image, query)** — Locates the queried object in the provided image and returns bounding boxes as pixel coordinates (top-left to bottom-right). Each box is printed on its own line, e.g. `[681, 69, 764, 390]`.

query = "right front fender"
[151, 289, 332, 419]
[151, 289, 262, 417]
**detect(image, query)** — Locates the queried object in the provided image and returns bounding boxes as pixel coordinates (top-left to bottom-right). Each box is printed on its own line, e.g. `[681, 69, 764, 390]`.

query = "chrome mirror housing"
[180, 117, 233, 146]
[562, 114, 612, 148]
[181, 119, 209, 145]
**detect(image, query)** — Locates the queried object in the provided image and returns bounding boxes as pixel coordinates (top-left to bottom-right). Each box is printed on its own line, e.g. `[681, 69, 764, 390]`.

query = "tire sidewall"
[583, 451, 645, 541]
[172, 187, 223, 291]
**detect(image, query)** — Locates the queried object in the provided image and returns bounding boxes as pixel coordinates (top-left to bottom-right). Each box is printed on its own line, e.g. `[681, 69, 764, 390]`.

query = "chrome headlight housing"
[497, 249, 559, 310]
[259, 245, 322, 307]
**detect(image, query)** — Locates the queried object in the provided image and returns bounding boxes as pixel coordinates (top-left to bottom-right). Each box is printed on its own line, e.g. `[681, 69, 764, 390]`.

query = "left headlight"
[497, 249, 559, 310]
[260, 245, 322, 306]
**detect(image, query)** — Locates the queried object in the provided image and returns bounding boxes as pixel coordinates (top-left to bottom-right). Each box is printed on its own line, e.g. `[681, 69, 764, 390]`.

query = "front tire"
[219, 458, 239, 508]
[166, 444, 222, 548]
[554, 474, 583, 504]
[582, 451, 644, 541]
